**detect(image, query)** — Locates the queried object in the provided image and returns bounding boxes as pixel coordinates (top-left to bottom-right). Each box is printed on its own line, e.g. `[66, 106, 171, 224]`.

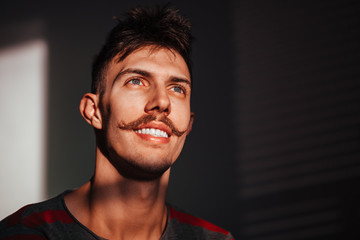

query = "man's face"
[98, 46, 193, 179]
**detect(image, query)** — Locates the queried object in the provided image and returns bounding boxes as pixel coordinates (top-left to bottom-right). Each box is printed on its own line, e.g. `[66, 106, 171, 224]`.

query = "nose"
[144, 86, 171, 115]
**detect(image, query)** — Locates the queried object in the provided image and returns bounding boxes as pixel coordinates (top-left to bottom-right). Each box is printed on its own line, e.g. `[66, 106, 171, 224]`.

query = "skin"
[64, 46, 194, 240]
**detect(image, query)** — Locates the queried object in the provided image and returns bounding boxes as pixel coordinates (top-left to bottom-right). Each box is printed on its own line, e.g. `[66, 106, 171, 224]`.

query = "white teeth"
[135, 128, 169, 138]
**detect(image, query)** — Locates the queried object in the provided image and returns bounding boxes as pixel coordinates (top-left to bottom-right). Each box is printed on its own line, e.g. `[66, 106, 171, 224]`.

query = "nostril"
[147, 106, 170, 114]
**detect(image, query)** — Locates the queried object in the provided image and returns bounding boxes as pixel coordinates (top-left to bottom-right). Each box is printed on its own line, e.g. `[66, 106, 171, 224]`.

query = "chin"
[124, 160, 172, 181]
[110, 151, 174, 181]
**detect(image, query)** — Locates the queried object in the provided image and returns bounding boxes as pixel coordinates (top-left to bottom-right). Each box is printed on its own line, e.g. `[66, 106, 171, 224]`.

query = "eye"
[128, 78, 144, 86]
[170, 86, 184, 94]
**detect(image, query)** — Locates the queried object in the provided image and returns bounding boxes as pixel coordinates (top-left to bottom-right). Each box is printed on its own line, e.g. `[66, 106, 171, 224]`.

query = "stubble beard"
[107, 146, 173, 181]
[111, 114, 188, 180]
[99, 113, 188, 181]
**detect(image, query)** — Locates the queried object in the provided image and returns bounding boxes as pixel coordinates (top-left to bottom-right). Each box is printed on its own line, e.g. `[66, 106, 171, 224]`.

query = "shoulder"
[0, 192, 74, 240]
[164, 205, 234, 240]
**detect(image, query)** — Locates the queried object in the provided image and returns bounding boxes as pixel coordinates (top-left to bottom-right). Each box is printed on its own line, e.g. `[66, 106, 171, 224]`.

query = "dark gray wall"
[234, 0, 360, 239]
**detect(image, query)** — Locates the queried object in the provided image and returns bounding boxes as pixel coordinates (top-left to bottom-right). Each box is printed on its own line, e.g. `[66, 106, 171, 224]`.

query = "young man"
[0, 5, 233, 240]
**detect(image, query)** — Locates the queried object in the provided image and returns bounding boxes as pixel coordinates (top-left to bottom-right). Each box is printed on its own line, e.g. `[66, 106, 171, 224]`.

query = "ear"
[79, 93, 102, 129]
[186, 112, 195, 135]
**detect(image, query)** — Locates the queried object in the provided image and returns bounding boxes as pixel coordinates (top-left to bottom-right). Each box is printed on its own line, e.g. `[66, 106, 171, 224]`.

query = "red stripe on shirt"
[7, 205, 32, 227]
[1, 234, 47, 240]
[22, 210, 75, 229]
[169, 206, 229, 235]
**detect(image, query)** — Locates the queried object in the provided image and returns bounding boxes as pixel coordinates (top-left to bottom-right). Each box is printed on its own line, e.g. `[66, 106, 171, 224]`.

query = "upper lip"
[135, 121, 172, 136]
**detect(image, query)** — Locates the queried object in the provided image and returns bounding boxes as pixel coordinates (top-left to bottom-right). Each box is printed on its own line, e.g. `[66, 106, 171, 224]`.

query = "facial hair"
[117, 114, 187, 137]
[101, 114, 189, 180]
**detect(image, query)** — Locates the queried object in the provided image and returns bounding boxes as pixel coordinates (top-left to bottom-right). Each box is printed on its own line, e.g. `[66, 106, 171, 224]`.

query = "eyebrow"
[113, 68, 150, 83]
[171, 78, 192, 88]
[113, 68, 191, 88]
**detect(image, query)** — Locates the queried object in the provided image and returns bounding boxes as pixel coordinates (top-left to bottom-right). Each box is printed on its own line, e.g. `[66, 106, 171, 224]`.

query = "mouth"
[134, 128, 169, 138]
[132, 121, 172, 144]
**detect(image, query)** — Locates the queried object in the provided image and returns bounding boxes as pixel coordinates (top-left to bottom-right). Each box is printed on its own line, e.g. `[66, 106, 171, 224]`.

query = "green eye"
[129, 79, 143, 85]
[172, 86, 184, 94]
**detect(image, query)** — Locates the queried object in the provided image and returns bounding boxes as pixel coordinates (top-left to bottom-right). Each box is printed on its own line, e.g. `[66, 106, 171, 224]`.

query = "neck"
[65, 148, 170, 240]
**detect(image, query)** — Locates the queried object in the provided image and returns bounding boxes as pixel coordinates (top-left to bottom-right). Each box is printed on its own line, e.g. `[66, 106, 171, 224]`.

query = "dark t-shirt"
[0, 192, 234, 240]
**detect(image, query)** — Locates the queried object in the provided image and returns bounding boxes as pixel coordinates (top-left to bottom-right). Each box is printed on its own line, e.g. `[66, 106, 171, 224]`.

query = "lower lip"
[135, 132, 170, 144]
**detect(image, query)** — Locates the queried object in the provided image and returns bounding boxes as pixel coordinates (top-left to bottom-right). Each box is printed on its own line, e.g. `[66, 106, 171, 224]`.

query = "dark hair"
[91, 4, 193, 95]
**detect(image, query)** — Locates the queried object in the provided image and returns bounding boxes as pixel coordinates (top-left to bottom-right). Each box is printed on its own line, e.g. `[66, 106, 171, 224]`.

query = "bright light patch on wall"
[0, 39, 47, 218]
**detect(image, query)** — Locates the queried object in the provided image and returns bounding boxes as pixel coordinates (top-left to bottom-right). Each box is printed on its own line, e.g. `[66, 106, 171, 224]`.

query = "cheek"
[110, 93, 147, 121]
[171, 99, 191, 128]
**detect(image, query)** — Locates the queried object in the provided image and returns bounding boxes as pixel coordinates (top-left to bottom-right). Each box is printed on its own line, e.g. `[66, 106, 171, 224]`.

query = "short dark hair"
[91, 4, 193, 95]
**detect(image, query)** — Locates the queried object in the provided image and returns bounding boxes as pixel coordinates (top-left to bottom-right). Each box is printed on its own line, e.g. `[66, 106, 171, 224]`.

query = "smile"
[134, 128, 169, 138]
